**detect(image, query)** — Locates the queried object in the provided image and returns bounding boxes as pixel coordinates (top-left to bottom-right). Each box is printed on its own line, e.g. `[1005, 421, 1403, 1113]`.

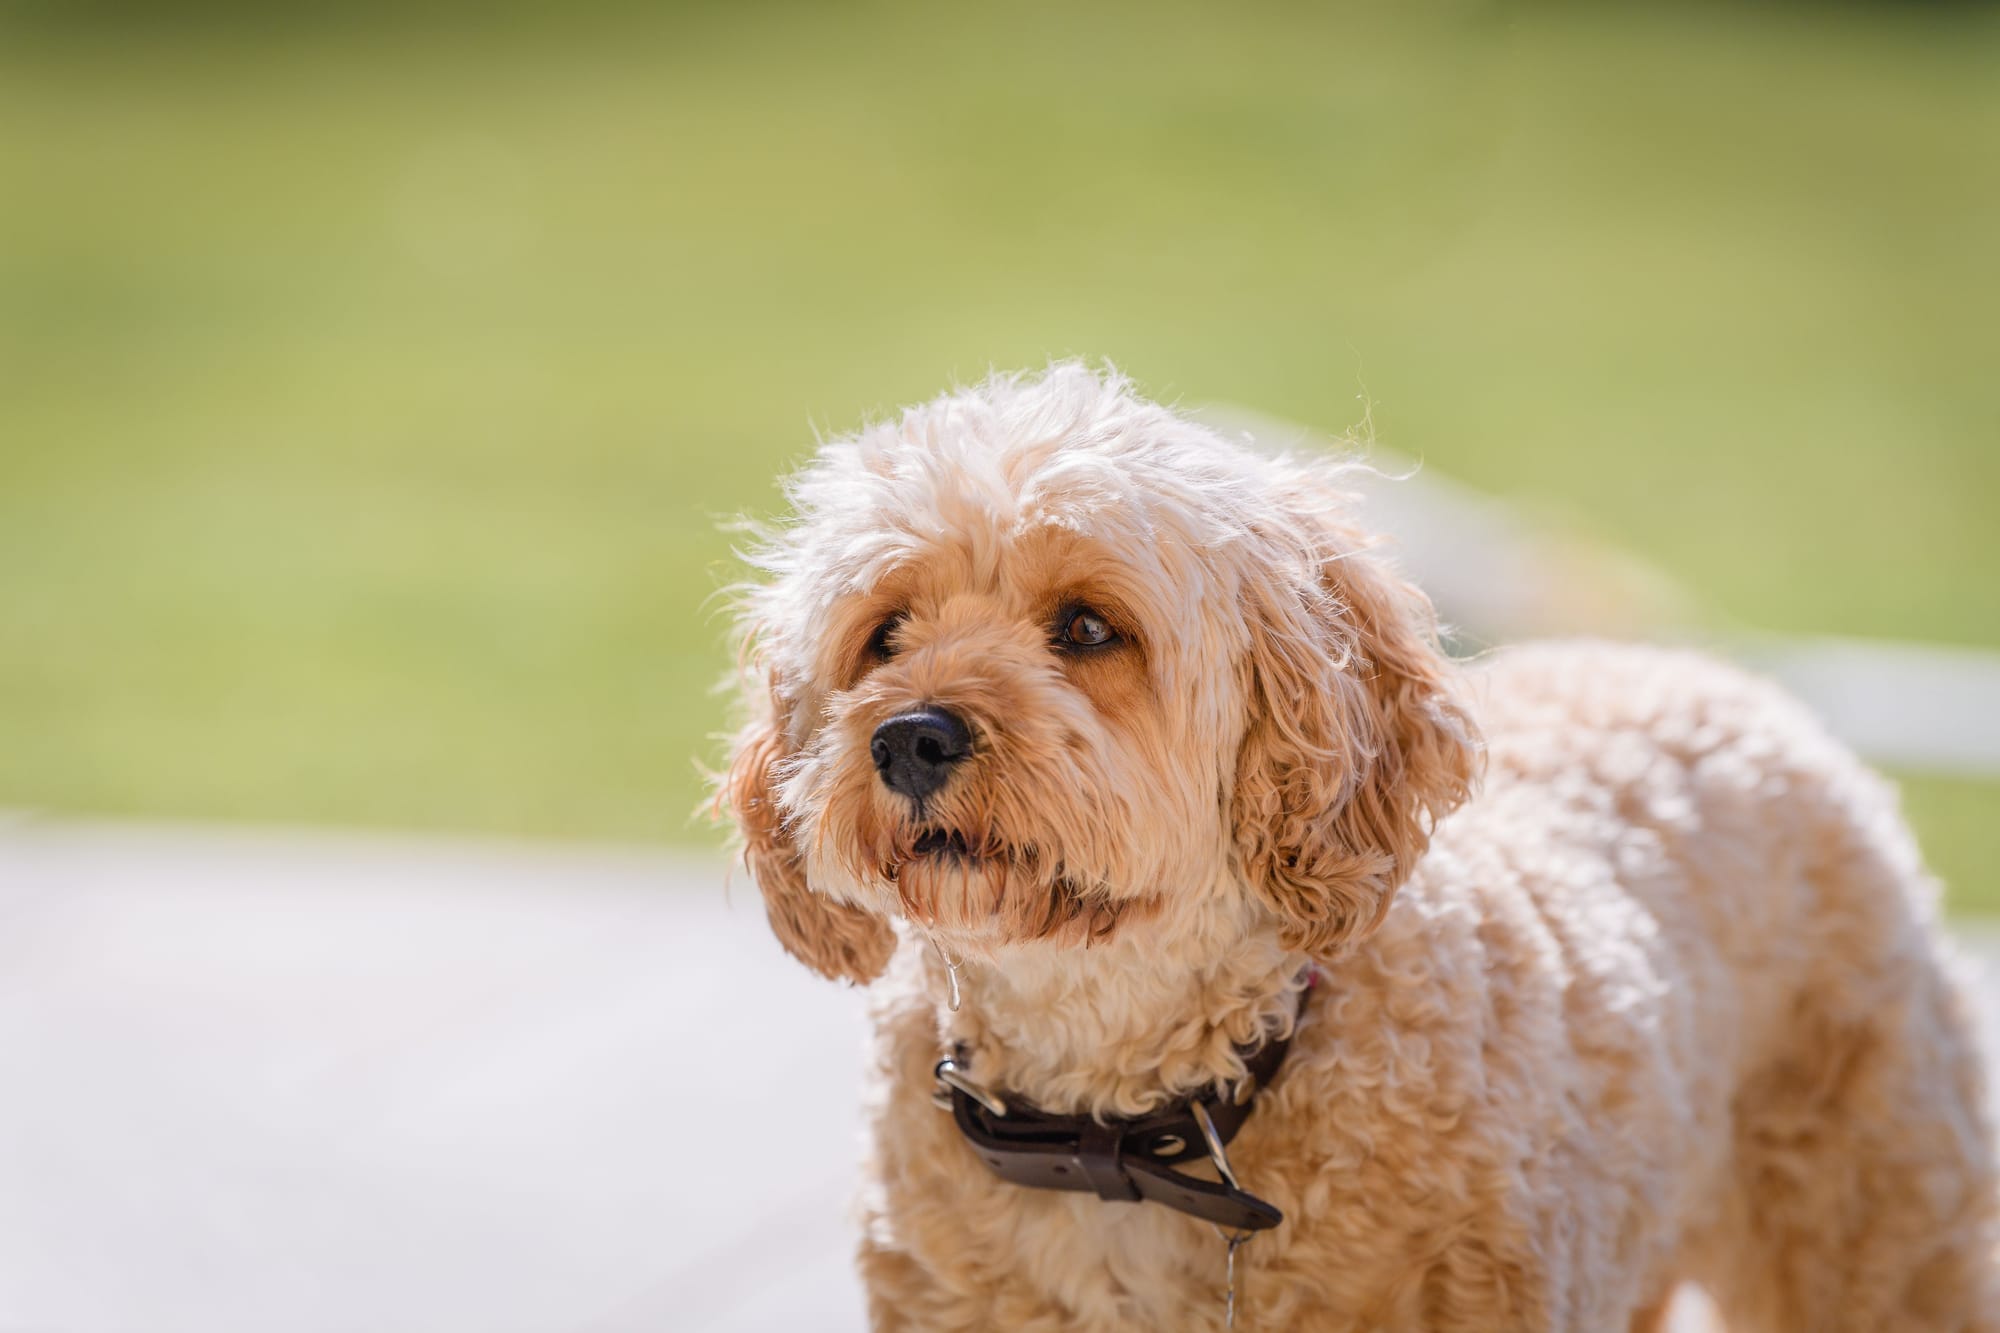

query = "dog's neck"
[923, 897, 1307, 1119]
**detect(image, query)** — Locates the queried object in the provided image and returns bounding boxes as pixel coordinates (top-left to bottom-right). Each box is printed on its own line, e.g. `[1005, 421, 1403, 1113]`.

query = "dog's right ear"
[720, 681, 895, 985]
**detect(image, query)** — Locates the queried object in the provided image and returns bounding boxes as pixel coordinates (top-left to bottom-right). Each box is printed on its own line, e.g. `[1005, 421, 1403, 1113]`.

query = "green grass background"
[1, 2, 1995, 907]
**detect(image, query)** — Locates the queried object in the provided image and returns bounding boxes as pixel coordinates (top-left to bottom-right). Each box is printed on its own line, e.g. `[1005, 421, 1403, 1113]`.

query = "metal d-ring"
[1189, 1098, 1240, 1191]
[934, 1057, 1007, 1118]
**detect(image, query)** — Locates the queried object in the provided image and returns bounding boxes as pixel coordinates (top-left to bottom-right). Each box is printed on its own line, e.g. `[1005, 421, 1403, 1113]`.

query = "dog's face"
[721, 368, 1476, 983]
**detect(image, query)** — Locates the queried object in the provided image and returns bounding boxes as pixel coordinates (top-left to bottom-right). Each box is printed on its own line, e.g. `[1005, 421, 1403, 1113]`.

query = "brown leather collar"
[932, 1000, 1305, 1233]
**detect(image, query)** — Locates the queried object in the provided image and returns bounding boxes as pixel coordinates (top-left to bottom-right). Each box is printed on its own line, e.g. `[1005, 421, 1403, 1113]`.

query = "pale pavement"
[2, 816, 1995, 1332]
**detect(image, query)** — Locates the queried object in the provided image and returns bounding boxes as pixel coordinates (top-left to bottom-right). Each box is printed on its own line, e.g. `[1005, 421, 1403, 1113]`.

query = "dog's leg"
[1713, 787, 2000, 1332]
[1730, 979, 1998, 1331]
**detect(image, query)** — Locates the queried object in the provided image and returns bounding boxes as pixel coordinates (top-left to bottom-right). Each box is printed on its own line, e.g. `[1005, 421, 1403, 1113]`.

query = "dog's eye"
[1057, 607, 1117, 649]
[866, 613, 905, 662]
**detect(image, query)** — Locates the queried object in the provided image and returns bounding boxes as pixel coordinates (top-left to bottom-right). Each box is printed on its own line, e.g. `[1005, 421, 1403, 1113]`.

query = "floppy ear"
[1231, 506, 1479, 957]
[720, 681, 895, 985]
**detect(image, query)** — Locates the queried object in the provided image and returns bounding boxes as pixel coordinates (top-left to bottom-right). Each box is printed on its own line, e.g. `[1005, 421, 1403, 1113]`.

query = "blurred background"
[1, 2, 1995, 1328]
[2, 0, 1995, 896]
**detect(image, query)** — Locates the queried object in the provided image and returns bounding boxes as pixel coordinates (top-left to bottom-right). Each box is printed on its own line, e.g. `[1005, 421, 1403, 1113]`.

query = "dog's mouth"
[911, 828, 980, 861]
[888, 824, 1039, 879]
[876, 824, 1132, 943]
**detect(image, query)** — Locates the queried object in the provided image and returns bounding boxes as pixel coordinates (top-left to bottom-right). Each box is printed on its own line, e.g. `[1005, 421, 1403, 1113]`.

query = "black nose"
[870, 707, 972, 800]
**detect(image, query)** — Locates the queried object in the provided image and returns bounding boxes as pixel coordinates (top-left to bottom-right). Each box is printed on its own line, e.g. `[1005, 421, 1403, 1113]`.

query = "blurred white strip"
[1201, 403, 2000, 777]
[1750, 637, 2000, 777]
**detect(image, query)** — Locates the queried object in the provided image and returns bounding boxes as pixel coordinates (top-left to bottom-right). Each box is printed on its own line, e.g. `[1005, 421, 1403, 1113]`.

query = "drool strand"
[929, 934, 964, 1011]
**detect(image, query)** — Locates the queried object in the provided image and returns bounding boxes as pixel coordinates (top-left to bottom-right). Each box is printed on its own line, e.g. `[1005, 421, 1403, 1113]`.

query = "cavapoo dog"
[718, 364, 1998, 1331]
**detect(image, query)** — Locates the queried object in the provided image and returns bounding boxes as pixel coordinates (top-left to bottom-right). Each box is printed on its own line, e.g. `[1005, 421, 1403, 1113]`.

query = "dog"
[718, 364, 1998, 1331]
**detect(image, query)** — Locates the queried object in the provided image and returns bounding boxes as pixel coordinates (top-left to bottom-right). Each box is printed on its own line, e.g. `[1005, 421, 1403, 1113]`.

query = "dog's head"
[718, 366, 1477, 984]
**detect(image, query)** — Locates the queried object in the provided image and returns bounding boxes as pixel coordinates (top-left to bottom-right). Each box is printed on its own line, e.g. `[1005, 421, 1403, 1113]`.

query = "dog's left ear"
[1231, 496, 1479, 957]
[719, 678, 896, 986]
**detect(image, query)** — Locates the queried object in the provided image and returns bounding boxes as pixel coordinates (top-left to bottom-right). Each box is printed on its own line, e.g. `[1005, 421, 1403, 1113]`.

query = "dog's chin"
[858, 825, 1143, 949]
[884, 831, 1040, 926]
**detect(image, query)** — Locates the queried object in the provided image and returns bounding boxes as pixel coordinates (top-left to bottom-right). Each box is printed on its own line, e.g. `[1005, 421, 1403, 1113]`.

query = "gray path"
[0, 819, 867, 1333]
[1, 816, 1994, 1332]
